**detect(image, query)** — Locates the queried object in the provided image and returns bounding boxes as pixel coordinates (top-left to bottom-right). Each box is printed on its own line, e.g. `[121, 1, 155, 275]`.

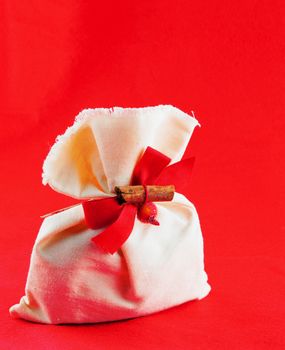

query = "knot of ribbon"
[82, 147, 195, 254]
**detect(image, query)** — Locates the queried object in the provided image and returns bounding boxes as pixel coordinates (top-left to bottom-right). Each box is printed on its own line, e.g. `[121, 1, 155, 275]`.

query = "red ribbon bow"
[82, 147, 195, 254]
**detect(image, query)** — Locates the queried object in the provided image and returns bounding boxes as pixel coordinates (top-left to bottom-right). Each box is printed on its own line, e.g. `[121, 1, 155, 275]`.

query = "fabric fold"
[42, 105, 199, 198]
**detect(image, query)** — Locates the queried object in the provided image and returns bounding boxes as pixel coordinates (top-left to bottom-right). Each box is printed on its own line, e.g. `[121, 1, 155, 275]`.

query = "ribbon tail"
[131, 146, 171, 185]
[82, 197, 123, 229]
[92, 204, 137, 254]
[155, 157, 195, 196]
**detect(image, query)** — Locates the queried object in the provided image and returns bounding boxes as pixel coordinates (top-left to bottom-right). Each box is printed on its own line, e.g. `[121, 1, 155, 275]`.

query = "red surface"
[1, 1, 284, 349]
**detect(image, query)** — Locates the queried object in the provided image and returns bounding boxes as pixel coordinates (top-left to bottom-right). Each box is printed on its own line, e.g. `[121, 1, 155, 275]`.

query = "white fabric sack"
[10, 105, 210, 324]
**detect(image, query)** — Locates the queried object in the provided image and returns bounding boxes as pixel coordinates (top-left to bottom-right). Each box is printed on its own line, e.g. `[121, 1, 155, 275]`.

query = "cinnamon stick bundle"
[115, 185, 175, 204]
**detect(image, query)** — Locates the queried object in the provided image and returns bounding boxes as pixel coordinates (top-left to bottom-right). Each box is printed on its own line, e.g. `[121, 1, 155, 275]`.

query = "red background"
[1, 1, 284, 349]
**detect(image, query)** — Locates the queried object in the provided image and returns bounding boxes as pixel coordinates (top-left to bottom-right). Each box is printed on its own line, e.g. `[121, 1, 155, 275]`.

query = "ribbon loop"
[155, 157, 195, 195]
[82, 197, 122, 229]
[131, 147, 171, 185]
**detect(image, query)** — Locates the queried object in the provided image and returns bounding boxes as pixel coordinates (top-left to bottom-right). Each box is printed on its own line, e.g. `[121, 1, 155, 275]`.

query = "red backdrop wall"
[1, 1, 284, 349]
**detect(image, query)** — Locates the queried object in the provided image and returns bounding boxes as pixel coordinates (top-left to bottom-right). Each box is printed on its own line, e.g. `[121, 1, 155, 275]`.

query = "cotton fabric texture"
[10, 105, 210, 324]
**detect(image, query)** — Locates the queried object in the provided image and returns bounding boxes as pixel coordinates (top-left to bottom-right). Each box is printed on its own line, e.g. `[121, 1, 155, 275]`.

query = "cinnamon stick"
[115, 185, 175, 204]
